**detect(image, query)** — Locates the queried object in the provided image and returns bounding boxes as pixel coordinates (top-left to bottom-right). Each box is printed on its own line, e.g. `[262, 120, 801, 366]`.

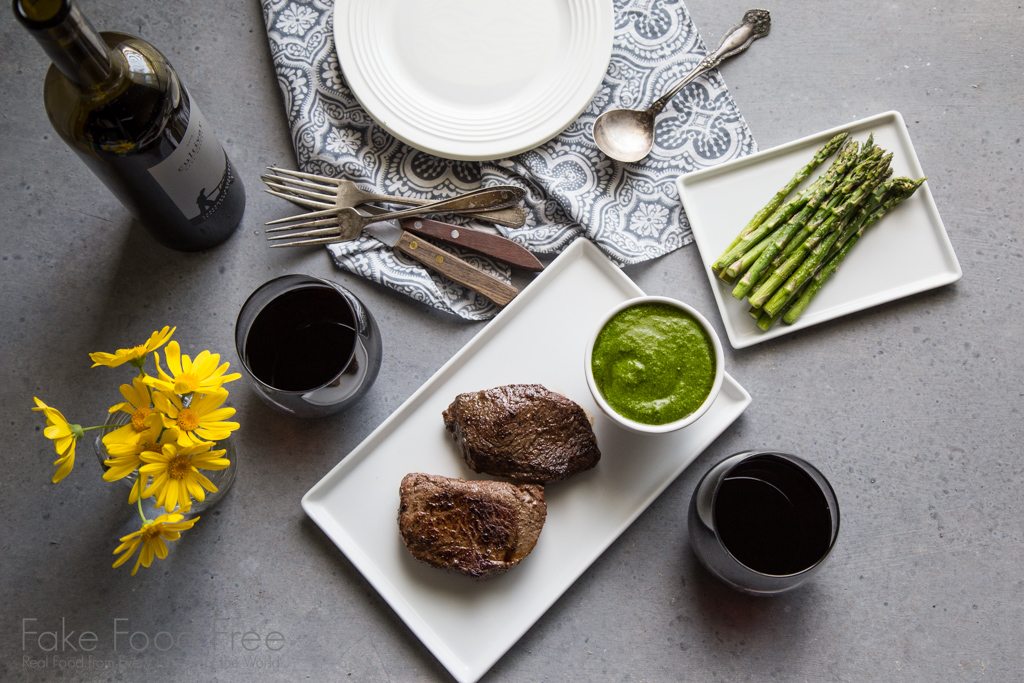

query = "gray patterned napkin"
[262, 0, 756, 320]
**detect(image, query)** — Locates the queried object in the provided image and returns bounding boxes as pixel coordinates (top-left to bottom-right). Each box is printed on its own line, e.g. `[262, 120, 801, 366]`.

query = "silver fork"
[263, 167, 528, 228]
[266, 187, 525, 247]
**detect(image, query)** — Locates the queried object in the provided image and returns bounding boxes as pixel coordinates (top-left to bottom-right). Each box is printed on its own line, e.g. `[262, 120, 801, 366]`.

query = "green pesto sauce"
[591, 303, 716, 425]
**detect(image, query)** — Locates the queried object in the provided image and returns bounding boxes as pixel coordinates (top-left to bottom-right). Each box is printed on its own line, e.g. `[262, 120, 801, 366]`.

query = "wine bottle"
[14, 0, 245, 252]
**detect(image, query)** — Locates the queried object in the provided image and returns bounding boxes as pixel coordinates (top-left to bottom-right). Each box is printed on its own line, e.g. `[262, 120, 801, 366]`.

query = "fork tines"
[262, 178, 335, 204]
[266, 166, 343, 185]
[264, 214, 344, 233]
[268, 235, 348, 248]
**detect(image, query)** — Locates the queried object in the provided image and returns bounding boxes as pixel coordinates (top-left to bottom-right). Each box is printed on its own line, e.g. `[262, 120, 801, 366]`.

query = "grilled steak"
[398, 473, 546, 578]
[442, 384, 601, 483]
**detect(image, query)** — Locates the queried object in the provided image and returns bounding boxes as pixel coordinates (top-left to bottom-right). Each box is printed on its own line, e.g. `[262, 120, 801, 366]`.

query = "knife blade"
[363, 223, 519, 307]
[399, 217, 543, 272]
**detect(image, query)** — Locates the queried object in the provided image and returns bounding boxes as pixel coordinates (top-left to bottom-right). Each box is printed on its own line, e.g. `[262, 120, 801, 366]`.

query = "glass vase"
[93, 409, 237, 518]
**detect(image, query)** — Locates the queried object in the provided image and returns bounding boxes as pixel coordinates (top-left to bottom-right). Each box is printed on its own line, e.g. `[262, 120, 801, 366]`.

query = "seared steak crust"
[442, 384, 601, 483]
[398, 473, 546, 579]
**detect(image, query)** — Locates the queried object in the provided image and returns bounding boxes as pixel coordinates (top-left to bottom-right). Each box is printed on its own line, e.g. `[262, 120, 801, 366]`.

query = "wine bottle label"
[147, 99, 230, 223]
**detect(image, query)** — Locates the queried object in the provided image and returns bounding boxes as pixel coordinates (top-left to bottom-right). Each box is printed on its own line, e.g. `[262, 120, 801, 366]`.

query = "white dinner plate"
[333, 0, 614, 161]
[302, 238, 751, 683]
[678, 111, 962, 349]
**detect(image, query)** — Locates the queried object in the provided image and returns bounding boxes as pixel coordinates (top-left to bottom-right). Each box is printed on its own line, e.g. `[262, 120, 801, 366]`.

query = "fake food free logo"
[22, 617, 285, 654]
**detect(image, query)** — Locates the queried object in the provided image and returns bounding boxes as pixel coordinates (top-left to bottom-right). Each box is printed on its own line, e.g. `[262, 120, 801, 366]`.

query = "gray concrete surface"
[2, 1, 1022, 681]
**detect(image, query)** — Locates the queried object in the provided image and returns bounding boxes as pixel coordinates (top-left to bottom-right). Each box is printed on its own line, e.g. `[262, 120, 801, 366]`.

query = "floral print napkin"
[261, 0, 756, 320]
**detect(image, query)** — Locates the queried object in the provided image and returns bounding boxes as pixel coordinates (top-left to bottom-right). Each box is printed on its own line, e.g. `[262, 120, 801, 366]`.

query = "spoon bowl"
[592, 108, 657, 164]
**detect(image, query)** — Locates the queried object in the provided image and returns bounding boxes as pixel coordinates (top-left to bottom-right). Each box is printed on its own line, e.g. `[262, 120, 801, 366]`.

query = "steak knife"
[363, 223, 518, 307]
[358, 205, 542, 271]
[399, 217, 543, 272]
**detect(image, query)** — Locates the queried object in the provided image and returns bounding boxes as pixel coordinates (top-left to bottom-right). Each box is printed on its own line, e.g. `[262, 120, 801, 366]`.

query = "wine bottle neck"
[14, 0, 115, 89]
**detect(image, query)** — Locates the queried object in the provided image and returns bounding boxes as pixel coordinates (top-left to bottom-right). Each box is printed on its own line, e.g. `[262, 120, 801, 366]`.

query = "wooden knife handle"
[401, 218, 543, 271]
[394, 231, 519, 307]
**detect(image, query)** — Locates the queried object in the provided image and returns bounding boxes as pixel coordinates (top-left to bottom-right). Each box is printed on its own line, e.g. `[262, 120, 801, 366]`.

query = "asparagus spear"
[729, 139, 862, 297]
[756, 307, 786, 331]
[711, 132, 849, 271]
[744, 137, 877, 292]
[752, 183, 896, 331]
[748, 152, 890, 309]
[714, 193, 811, 276]
[738, 158, 861, 295]
[773, 144, 884, 265]
[816, 177, 903, 265]
[718, 178, 835, 283]
[718, 233, 773, 283]
[717, 137, 861, 276]
[760, 155, 894, 318]
[781, 177, 926, 325]
[759, 177, 918, 331]
[724, 138, 871, 287]
[721, 140, 863, 282]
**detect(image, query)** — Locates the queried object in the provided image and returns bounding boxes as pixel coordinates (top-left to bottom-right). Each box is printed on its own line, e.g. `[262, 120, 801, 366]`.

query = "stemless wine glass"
[688, 450, 840, 595]
[234, 274, 382, 418]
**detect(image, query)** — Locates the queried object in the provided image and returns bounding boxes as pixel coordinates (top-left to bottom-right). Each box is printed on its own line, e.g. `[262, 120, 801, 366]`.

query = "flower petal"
[164, 480, 179, 512]
[140, 543, 154, 568]
[90, 351, 130, 368]
[143, 472, 169, 498]
[194, 392, 228, 411]
[103, 464, 139, 481]
[51, 459, 74, 483]
[44, 424, 69, 440]
[192, 470, 217, 492]
[102, 424, 141, 446]
[186, 477, 207, 502]
[112, 544, 139, 568]
[202, 408, 237, 422]
[165, 341, 184, 377]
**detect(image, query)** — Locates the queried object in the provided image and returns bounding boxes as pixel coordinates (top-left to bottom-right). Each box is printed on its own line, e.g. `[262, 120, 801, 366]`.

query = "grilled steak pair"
[398, 385, 600, 578]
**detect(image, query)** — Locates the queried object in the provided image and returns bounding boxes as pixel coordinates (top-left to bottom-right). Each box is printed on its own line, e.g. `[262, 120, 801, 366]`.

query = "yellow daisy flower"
[101, 377, 157, 449]
[152, 390, 239, 446]
[89, 326, 175, 369]
[112, 513, 198, 575]
[103, 414, 180, 503]
[32, 397, 83, 483]
[140, 442, 230, 513]
[146, 341, 240, 396]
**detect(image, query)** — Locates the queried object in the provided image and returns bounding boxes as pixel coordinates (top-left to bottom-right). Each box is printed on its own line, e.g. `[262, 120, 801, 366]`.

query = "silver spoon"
[593, 9, 771, 163]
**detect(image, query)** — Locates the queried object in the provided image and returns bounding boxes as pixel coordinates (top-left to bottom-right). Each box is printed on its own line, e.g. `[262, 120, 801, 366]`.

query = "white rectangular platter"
[302, 238, 751, 683]
[678, 111, 962, 349]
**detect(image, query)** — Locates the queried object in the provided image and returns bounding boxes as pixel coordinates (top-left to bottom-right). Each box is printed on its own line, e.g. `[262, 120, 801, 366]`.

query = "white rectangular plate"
[678, 111, 962, 349]
[302, 238, 751, 683]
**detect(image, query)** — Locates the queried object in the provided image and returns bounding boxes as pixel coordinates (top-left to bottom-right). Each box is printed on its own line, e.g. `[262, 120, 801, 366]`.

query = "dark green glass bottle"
[14, 0, 245, 251]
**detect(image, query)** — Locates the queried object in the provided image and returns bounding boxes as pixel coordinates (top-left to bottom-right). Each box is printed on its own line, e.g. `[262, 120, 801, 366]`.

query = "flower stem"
[136, 494, 149, 524]
[81, 424, 122, 432]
